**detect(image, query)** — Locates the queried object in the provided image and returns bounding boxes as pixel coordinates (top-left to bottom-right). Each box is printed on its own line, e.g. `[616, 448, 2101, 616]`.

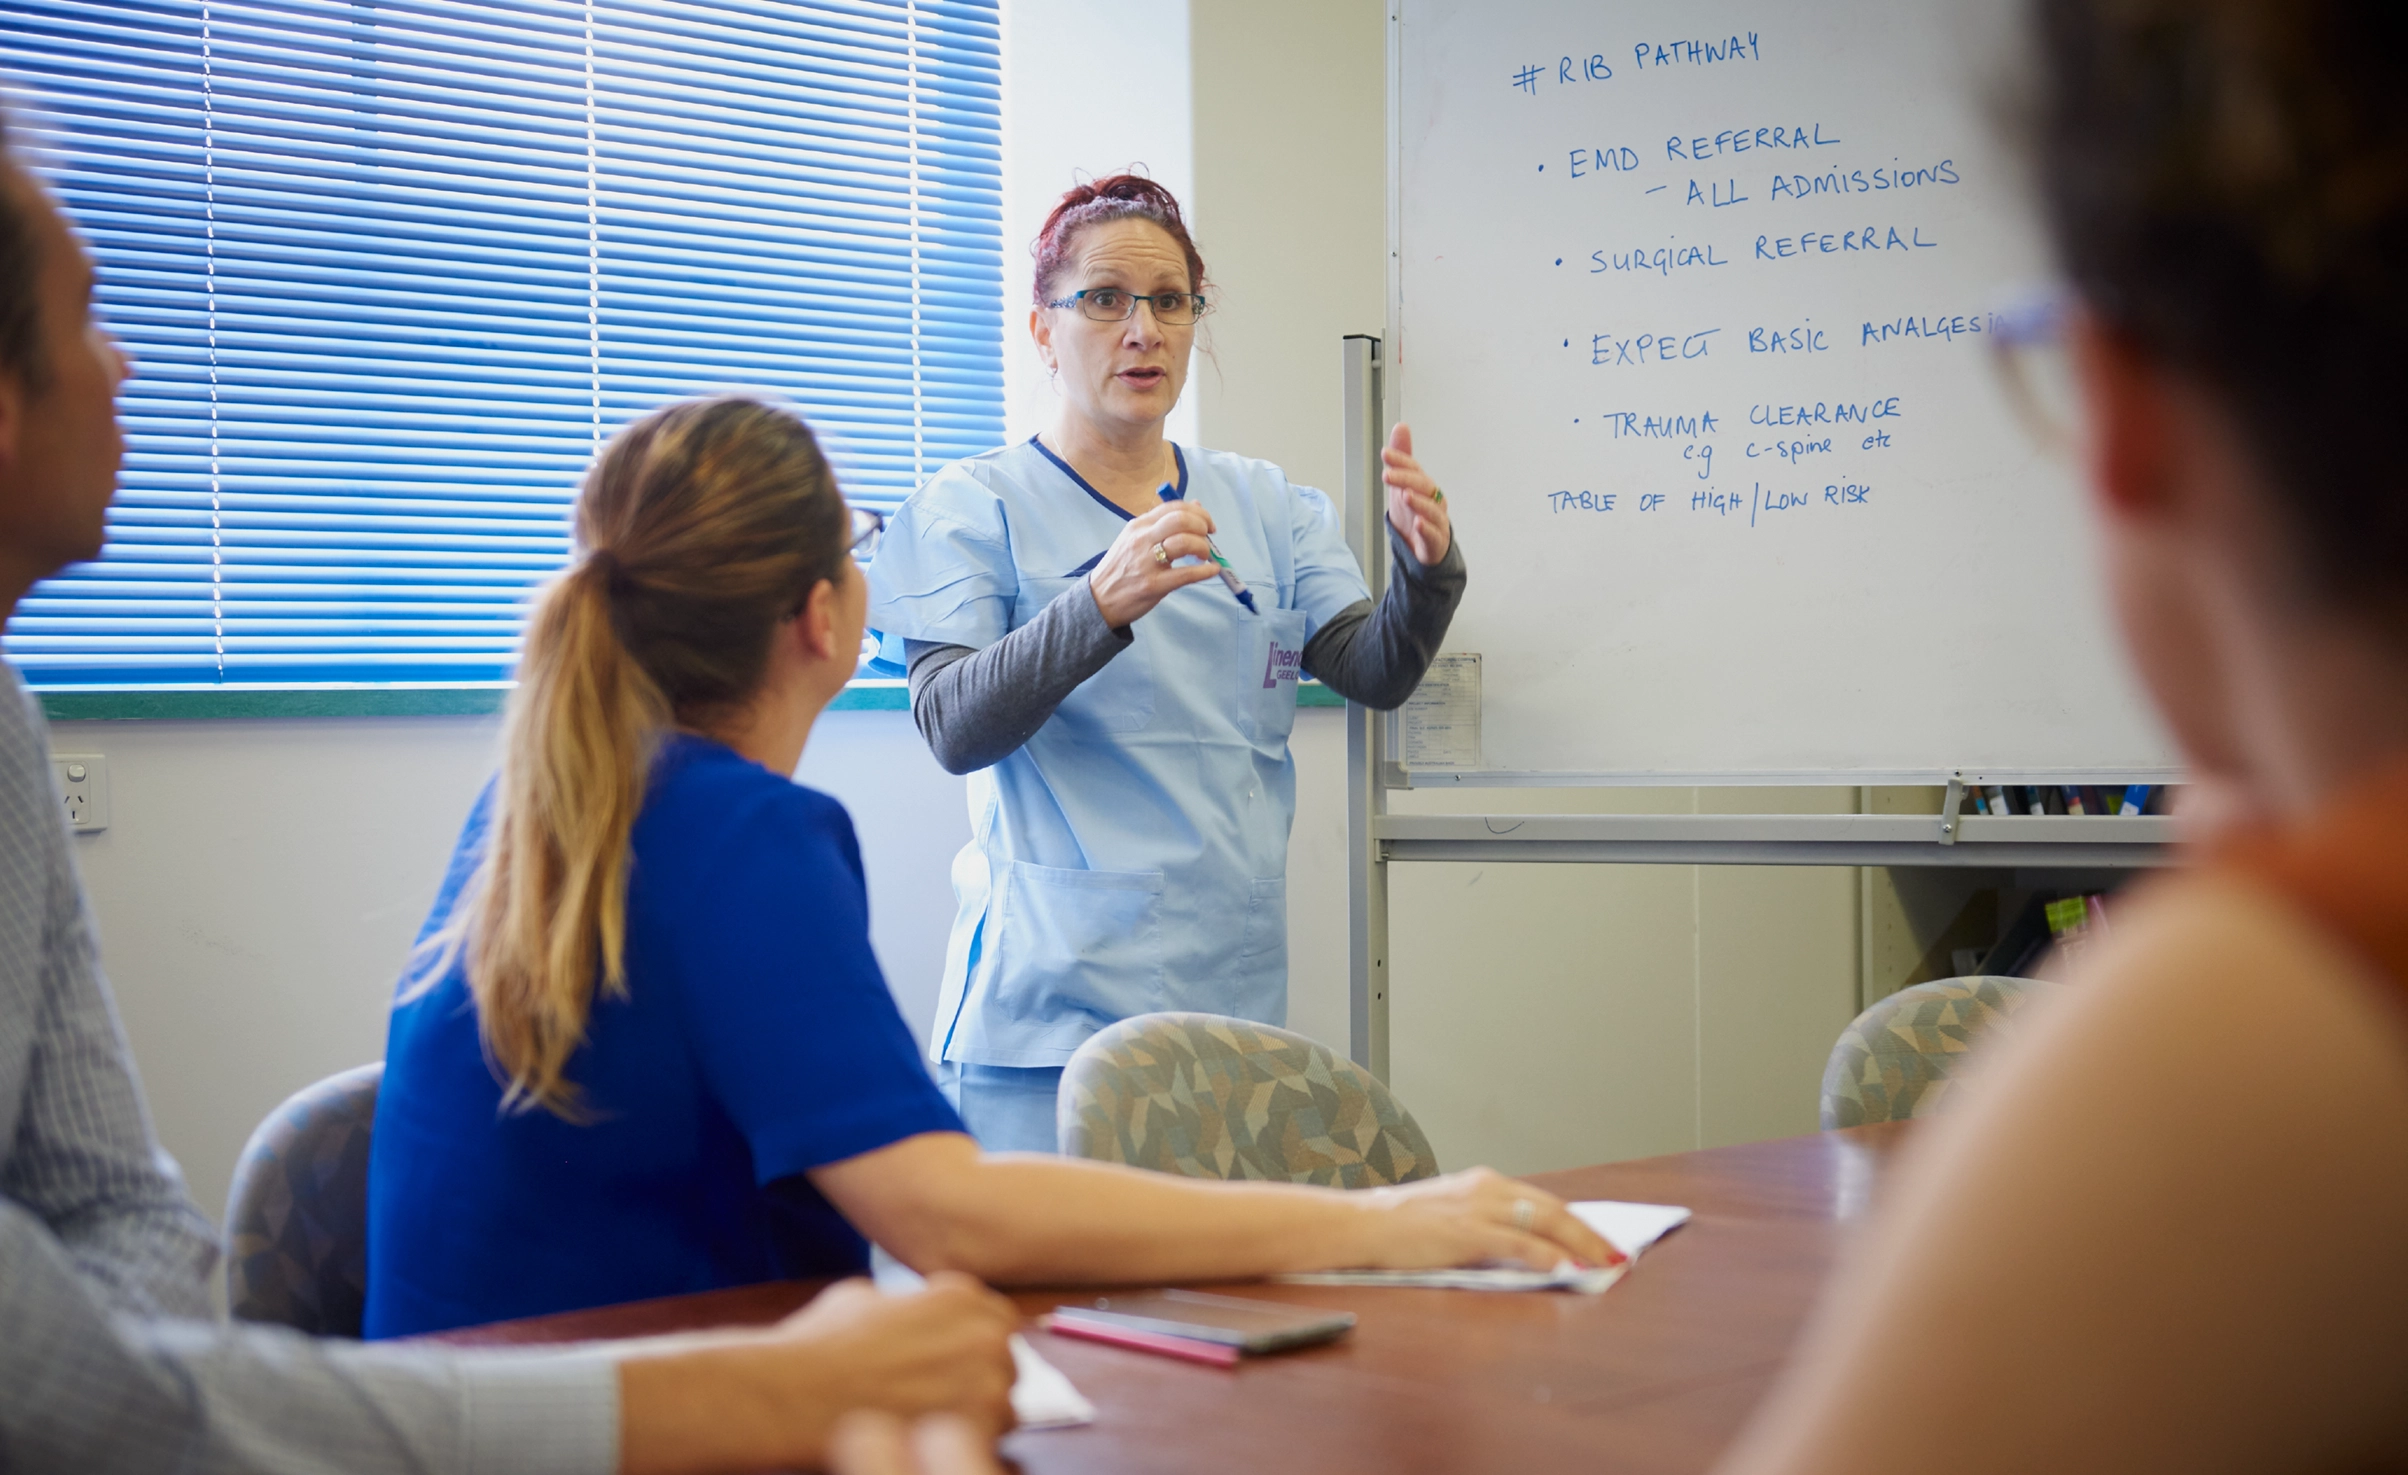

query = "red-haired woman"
[866, 176, 1462, 1149]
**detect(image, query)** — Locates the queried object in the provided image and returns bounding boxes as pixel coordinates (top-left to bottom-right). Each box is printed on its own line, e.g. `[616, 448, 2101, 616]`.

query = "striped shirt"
[0, 662, 618, 1474]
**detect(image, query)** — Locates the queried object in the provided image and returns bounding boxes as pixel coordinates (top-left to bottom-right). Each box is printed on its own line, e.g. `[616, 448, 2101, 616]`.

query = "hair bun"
[1030, 171, 1207, 307]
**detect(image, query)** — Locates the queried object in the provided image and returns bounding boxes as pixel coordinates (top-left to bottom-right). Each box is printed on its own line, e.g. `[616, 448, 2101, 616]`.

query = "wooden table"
[443, 1123, 1911, 1473]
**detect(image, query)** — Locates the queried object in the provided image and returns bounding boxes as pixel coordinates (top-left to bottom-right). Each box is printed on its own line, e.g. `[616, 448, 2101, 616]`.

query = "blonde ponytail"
[437, 398, 847, 1117]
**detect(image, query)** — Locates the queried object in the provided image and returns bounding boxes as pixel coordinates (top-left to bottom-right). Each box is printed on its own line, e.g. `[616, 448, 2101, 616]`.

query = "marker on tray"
[1159, 483, 1258, 614]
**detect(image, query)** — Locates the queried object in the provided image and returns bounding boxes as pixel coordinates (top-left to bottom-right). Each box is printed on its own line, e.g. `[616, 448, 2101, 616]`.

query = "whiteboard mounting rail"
[1374, 812, 2173, 868]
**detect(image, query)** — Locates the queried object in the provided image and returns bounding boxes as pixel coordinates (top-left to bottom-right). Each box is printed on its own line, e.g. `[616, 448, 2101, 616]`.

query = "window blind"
[4, 0, 1002, 686]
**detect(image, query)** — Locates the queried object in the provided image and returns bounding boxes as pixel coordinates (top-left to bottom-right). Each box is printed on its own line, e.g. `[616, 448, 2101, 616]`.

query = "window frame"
[34, 681, 1348, 721]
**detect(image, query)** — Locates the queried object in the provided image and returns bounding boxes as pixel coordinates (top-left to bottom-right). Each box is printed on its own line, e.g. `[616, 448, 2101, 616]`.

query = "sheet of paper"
[1277, 1263, 1628, 1294]
[1273, 1199, 1690, 1295]
[1010, 1334, 1097, 1430]
[1401, 651, 1481, 768]
[869, 1246, 925, 1292]
[1569, 1200, 1692, 1260]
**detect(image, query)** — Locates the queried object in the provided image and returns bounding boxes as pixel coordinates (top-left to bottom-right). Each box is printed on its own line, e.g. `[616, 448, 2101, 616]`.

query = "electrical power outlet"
[52, 754, 109, 833]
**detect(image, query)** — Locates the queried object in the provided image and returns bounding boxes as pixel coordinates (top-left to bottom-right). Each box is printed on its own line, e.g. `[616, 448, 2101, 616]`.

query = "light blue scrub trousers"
[937, 1062, 1066, 1154]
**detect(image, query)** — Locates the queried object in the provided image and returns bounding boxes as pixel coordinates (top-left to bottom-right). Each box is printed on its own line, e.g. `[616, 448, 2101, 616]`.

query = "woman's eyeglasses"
[848, 505, 884, 563]
[1046, 287, 1210, 325]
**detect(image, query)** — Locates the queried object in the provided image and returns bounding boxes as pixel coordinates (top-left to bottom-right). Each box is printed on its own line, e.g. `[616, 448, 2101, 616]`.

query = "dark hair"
[1030, 172, 1209, 307]
[0, 102, 49, 392]
[2032, 0, 2408, 610]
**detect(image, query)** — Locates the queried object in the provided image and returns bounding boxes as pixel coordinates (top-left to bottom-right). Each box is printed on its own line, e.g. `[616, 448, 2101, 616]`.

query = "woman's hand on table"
[1086, 501, 1225, 630]
[1382, 422, 1453, 567]
[1354, 1166, 1621, 1271]
[829, 1412, 1003, 1475]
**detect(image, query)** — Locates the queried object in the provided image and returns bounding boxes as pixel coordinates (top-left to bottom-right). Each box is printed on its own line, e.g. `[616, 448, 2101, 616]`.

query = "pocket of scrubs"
[1233, 605, 1310, 743]
[991, 860, 1169, 1022]
[1020, 576, 1154, 734]
[1237, 877, 1287, 963]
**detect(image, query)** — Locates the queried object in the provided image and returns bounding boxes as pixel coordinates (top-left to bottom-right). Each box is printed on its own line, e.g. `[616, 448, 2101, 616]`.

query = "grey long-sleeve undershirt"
[904, 523, 1466, 775]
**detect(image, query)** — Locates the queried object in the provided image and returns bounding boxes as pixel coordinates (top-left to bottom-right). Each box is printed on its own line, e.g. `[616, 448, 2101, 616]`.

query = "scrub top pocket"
[989, 860, 1169, 1025]
[1237, 877, 1287, 964]
[1017, 576, 1154, 734]
[1233, 606, 1310, 744]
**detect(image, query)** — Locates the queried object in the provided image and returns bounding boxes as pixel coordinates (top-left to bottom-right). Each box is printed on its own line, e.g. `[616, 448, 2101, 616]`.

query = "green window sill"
[38, 679, 1349, 721]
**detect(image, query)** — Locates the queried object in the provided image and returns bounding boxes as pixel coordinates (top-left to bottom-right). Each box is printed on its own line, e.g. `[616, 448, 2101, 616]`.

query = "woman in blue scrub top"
[367, 396, 1606, 1339]
[868, 176, 1467, 1151]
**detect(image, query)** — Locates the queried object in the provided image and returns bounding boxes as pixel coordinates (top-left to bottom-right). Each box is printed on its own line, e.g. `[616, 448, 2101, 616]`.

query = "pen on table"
[1157, 482, 1258, 614]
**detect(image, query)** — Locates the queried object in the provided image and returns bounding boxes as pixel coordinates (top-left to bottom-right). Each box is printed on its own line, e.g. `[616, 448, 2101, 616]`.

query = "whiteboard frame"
[1391, 767, 2184, 788]
[1378, 0, 2182, 790]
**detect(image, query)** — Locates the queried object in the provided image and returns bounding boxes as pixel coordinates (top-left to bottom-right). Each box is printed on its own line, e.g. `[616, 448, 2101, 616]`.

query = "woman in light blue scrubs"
[867, 175, 1465, 1150]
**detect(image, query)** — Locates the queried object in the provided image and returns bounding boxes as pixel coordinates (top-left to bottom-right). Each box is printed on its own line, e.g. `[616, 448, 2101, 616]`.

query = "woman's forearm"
[1301, 523, 1467, 710]
[934, 1155, 1385, 1283]
[820, 1134, 1375, 1283]
[815, 1133, 1615, 1284]
[903, 584, 1131, 774]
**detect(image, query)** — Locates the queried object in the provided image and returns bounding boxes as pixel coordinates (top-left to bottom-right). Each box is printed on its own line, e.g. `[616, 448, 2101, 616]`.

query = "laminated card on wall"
[1402, 652, 1482, 769]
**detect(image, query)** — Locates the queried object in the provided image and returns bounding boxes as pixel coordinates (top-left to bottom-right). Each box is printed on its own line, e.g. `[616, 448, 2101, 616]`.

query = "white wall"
[57, 717, 499, 1224]
[56, 0, 1866, 1228]
[1001, 0, 1197, 449]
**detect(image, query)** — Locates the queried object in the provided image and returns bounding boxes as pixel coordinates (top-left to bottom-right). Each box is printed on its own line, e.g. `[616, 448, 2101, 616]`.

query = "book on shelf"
[1979, 890, 2120, 978]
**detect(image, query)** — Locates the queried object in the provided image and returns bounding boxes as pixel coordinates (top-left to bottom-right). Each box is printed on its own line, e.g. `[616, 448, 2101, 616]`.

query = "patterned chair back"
[224, 1062, 381, 1335]
[1059, 1013, 1438, 1186]
[1820, 976, 2056, 1129]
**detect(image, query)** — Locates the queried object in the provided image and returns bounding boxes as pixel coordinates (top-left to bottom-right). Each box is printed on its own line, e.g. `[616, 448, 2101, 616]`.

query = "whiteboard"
[1391, 0, 2177, 783]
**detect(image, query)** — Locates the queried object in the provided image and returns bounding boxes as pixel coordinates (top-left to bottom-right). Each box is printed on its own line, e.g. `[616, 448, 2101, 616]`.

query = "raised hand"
[1085, 499, 1225, 629]
[1381, 422, 1453, 567]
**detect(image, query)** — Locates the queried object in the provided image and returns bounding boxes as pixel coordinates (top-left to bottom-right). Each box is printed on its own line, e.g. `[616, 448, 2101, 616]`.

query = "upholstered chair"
[1820, 977, 2057, 1129]
[1059, 1012, 1438, 1187]
[224, 1062, 382, 1334]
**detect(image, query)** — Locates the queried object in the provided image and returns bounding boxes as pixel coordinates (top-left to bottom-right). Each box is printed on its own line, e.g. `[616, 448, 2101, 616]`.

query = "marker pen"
[1158, 483, 1258, 615]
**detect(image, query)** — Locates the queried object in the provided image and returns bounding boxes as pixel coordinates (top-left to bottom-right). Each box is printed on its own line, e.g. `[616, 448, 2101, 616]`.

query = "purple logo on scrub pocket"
[1262, 641, 1302, 690]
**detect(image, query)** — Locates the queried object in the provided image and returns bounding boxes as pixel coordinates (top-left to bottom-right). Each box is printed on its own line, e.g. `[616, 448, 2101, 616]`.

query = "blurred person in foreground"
[0, 101, 1016, 1475]
[843, 0, 2408, 1470]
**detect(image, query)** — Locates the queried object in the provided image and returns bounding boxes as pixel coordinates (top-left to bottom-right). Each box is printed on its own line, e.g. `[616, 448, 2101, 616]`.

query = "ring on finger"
[1511, 1197, 1536, 1232]
[1431, 484, 1446, 504]
[1152, 542, 1170, 568]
